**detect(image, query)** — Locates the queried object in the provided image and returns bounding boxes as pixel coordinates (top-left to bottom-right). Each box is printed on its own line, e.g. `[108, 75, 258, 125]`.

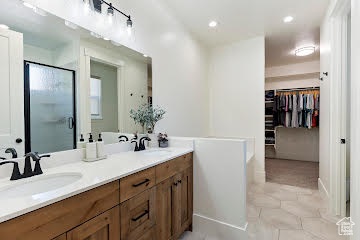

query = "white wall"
[24, 44, 53, 65]
[319, 3, 333, 202]
[351, 0, 360, 237]
[208, 37, 265, 182]
[28, 0, 209, 137]
[265, 61, 320, 78]
[193, 138, 247, 239]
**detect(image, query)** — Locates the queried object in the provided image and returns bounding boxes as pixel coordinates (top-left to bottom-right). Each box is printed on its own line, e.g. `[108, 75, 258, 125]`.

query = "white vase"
[147, 133, 158, 148]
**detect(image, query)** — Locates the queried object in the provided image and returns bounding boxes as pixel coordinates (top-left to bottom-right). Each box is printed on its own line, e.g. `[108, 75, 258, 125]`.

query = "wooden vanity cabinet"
[67, 206, 120, 240]
[0, 153, 193, 240]
[156, 163, 193, 240]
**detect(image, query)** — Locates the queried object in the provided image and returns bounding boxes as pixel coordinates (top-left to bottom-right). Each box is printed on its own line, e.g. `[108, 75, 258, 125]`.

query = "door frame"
[328, 0, 351, 217]
[24, 60, 77, 153]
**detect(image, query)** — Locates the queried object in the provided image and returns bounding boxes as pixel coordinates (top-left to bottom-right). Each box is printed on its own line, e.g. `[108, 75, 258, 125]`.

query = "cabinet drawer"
[156, 153, 193, 184]
[120, 167, 156, 202]
[121, 187, 156, 240]
[0, 181, 120, 240]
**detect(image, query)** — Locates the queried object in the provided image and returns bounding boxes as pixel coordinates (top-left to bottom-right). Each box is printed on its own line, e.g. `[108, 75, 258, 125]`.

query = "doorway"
[24, 61, 76, 154]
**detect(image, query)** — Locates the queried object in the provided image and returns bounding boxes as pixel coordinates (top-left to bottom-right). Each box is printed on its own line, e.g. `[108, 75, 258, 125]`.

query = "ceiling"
[160, 0, 329, 67]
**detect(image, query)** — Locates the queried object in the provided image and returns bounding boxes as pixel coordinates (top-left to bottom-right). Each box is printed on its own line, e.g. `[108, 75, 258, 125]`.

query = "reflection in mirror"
[0, 1, 151, 156]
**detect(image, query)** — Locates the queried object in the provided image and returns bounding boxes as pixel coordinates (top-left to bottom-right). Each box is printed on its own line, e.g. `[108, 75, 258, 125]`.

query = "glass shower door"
[25, 62, 76, 154]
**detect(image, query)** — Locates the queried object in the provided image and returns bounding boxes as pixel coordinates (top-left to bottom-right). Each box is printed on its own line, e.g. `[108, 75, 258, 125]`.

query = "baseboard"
[193, 214, 248, 239]
[254, 169, 266, 183]
[318, 178, 330, 205]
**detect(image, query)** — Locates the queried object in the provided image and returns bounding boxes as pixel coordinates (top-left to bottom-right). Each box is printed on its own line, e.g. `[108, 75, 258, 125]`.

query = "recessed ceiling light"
[103, 37, 110, 41]
[0, 24, 9, 30]
[283, 16, 294, 23]
[295, 46, 315, 56]
[209, 21, 218, 28]
[143, 54, 148, 57]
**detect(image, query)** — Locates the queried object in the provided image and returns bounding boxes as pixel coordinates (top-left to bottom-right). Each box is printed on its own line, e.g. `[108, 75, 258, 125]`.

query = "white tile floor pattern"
[179, 182, 349, 240]
[247, 182, 349, 240]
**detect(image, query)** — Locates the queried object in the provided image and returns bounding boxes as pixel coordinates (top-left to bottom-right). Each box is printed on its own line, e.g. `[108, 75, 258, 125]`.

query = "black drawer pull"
[178, 180, 182, 184]
[132, 210, 149, 221]
[132, 178, 150, 187]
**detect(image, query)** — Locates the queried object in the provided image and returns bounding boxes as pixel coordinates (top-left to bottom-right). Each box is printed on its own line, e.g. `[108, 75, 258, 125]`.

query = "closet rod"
[276, 87, 320, 92]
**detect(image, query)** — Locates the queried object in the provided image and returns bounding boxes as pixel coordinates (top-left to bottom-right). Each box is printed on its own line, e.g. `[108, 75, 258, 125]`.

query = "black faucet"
[0, 161, 22, 180]
[131, 140, 140, 152]
[119, 135, 129, 142]
[23, 152, 51, 177]
[5, 148, 17, 159]
[139, 137, 151, 151]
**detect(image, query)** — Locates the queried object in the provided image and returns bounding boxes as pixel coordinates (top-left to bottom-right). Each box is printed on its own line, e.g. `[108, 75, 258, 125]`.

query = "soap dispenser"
[86, 133, 97, 160]
[96, 134, 106, 158]
[77, 134, 86, 149]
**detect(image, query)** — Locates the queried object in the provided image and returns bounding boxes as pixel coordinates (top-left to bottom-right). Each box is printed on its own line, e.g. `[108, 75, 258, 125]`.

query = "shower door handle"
[68, 117, 74, 129]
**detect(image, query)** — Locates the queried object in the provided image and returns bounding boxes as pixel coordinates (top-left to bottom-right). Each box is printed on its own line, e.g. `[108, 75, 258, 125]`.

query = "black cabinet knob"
[15, 138, 23, 143]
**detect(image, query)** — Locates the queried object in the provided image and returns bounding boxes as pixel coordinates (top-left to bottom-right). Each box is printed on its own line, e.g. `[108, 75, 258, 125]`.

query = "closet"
[265, 87, 320, 162]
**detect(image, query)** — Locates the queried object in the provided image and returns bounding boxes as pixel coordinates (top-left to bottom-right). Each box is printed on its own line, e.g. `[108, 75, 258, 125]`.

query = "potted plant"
[130, 104, 166, 147]
[158, 133, 168, 148]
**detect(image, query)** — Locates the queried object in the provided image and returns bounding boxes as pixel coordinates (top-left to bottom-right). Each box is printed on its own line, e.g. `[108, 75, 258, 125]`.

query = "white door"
[0, 28, 24, 158]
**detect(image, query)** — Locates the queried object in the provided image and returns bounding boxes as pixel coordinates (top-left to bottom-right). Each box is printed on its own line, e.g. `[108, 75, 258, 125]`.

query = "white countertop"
[0, 147, 193, 223]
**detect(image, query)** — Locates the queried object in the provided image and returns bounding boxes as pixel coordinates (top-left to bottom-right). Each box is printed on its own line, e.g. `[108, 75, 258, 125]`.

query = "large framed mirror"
[0, 1, 152, 156]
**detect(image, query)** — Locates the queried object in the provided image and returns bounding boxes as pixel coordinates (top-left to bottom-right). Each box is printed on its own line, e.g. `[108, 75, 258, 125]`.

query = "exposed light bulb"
[83, 0, 91, 15]
[0, 24, 9, 30]
[127, 17, 133, 36]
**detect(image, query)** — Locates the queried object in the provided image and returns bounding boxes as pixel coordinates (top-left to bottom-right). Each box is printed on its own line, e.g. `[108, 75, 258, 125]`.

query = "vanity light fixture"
[283, 16, 294, 23]
[295, 46, 316, 56]
[0, 24, 9, 30]
[209, 21, 218, 28]
[96, 0, 133, 35]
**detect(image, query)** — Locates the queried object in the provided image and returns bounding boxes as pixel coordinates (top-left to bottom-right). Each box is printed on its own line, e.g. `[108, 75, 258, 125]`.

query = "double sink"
[0, 149, 172, 200]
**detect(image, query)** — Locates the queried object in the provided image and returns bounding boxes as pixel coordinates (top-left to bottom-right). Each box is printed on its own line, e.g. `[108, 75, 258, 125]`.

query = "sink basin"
[0, 173, 82, 200]
[142, 149, 172, 156]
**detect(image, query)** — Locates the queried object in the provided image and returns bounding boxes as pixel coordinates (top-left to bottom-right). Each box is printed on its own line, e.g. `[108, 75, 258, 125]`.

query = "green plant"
[130, 104, 166, 133]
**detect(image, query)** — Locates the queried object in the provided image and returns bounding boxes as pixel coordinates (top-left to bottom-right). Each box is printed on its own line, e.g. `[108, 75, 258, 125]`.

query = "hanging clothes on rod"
[273, 88, 320, 129]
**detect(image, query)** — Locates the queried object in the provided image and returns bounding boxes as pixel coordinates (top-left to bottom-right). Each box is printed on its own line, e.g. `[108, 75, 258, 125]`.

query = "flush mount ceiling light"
[295, 46, 316, 56]
[209, 21, 218, 28]
[283, 16, 294, 23]
[0, 24, 9, 30]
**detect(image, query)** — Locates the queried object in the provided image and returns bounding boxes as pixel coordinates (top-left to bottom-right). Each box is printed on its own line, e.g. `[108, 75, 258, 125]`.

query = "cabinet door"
[180, 167, 193, 231]
[156, 177, 175, 240]
[52, 234, 66, 240]
[120, 187, 156, 240]
[67, 206, 120, 240]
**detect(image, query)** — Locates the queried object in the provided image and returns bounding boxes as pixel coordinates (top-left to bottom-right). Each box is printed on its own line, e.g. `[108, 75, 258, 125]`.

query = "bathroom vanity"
[0, 151, 193, 240]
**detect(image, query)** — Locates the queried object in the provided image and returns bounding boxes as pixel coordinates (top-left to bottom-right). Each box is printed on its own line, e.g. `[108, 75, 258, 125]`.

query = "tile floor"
[179, 183, 349, 240]
[247, 182, 349, 240]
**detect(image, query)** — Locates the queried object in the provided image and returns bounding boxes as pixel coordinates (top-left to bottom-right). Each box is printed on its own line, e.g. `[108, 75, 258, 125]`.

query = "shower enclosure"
[24, 61, 76, 154]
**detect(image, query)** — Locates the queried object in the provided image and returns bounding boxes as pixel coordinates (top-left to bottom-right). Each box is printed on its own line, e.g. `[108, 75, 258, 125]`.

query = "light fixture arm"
[100, 0, 131, 20]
